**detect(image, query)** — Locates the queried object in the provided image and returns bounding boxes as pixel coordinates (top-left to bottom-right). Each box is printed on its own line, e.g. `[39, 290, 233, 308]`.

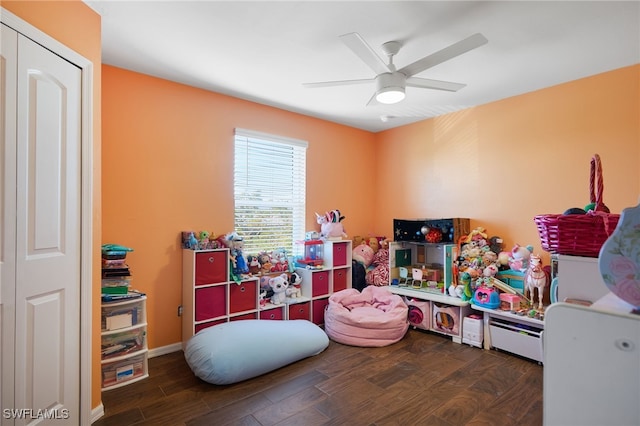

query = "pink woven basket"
[534, 154, 620, 257]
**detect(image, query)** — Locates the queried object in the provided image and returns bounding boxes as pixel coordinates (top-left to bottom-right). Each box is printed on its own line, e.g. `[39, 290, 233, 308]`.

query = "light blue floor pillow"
[184, 319, 329, 385]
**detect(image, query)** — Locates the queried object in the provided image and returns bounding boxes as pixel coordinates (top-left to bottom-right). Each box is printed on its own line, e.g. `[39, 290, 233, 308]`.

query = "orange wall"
[375, 65, 640, 264]
[103, 63, 640, 358]
[2, 0, 103, 412]
[101, 65, 377, 351]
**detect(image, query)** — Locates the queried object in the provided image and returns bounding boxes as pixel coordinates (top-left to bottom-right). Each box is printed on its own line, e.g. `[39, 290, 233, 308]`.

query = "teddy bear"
[269, 273, 289, 304]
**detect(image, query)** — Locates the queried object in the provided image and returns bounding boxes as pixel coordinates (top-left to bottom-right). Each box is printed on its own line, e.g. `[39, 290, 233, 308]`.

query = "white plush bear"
[269, 273, 289, 305]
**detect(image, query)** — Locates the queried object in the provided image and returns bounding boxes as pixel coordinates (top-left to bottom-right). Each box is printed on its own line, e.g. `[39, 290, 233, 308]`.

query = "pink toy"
[525, 253, 548, 309]
[352, 243, 374, 267]
[316, 210, 347, 239]
[500, 293, 521, 311]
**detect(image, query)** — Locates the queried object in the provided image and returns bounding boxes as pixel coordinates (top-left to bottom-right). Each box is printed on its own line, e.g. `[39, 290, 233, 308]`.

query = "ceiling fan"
[303, 32, 488, 105]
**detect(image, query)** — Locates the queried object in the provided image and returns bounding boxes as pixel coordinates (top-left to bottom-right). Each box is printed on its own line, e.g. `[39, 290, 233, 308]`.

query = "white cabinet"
[544, 293, 640, 426]
[100, 297, 149, 390]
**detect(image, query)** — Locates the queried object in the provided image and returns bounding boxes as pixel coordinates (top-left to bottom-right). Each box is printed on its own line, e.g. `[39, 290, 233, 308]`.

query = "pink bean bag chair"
[324, 286, 409, 347]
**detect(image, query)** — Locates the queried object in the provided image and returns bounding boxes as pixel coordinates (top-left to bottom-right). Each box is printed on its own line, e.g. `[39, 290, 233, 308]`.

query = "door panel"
[14, 33, 81, 425]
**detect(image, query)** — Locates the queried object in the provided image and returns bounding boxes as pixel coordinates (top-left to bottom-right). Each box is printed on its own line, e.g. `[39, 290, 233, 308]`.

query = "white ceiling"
[85, 1, 640, 133]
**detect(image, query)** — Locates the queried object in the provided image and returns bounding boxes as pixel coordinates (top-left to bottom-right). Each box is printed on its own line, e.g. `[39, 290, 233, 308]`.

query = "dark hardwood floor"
[94, 329, 543, 426]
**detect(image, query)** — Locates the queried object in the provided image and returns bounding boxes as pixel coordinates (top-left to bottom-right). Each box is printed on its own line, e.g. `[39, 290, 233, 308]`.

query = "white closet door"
[13, 32, 82, 425]
[1, 23, 18, 422]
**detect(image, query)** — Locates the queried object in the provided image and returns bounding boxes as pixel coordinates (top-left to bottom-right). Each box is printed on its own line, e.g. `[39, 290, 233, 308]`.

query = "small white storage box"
[462, 315, 483, 348]
[489, 317, 543, 363]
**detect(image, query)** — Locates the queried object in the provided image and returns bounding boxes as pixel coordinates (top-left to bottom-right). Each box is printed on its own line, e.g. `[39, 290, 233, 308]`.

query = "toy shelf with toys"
[386, 240, 472, 343]
[294, 239, 352, 326]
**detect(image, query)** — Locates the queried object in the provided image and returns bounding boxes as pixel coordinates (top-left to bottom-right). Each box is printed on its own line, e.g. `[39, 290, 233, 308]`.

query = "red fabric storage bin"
[229, 280, 257, 313]
[333, 269, 348, 292]
[194, 318, 225, 334]
[195, 285, 226, 321]
[195, 251, 227, 285]
[312, 298, 329, 325]
[332, 242, 348, 267]
[288, 302, 310, 320]
[260, 307, 284, 320]
[312, 271, 330, 297]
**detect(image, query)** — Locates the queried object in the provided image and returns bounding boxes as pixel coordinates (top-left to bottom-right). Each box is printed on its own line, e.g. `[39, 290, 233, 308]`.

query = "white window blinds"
[233, 128, 307, 254]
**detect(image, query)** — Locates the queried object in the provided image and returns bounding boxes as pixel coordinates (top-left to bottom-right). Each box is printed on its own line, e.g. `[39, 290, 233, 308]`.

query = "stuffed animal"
[286, 272, 302, 299]
[367, 237, 380, 253]
[352, 243, 374, 268]
[198, 231, 211, 250]
[269, 273, 289, 304]
[257, 252, 272, 274]
[184, 232, 198, 249]
[270, 248, 289, 272]
[247, 255, 261, 275]
[316, 210, 347, 239]
[509, 244, 533, 272]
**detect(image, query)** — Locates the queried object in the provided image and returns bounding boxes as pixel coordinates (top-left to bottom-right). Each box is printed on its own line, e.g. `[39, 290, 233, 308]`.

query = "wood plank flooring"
[94, 329, 543, 426]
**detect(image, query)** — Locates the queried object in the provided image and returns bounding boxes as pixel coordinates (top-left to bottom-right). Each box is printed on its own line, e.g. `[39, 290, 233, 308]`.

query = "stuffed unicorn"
[316, 209, 347, 239]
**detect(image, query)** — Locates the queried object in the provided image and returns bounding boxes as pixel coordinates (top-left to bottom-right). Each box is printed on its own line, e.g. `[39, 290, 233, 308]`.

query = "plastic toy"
[472, 283, 500, 309]
[269, 274, 289, 304]
[524, 253, 548, 309]
[295, 240, 324, 268]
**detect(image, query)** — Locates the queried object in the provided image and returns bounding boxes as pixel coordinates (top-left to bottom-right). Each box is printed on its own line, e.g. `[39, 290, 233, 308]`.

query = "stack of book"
[102, 244, 134, 299]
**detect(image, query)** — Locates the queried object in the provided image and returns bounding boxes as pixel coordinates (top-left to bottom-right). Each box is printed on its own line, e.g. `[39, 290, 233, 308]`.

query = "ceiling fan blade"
[398, 33, 488, 78]
[339, 32, 390, 76]
[406, 77, 466, 92]
[303, 78, 374, 88]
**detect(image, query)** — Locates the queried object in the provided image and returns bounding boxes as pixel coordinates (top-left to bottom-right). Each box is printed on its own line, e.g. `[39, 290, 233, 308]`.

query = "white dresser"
[544, 293, 640, 425]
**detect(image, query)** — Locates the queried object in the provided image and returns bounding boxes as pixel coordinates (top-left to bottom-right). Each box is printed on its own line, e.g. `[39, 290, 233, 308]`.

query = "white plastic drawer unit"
[489, 317, 544, 363]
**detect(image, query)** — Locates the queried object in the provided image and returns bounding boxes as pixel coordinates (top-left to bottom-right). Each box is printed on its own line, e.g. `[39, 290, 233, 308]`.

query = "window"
[233, 128, 307, 254]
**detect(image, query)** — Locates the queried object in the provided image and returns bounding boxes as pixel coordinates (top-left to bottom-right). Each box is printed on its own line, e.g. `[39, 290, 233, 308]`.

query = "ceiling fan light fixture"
[376, 86, 405, 104]
[375, 72, 407, 104]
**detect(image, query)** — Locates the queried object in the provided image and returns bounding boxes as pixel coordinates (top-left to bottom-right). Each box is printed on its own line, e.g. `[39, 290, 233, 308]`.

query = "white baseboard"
[148, 342, 182, 358]
[91, 403, 104, 424]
